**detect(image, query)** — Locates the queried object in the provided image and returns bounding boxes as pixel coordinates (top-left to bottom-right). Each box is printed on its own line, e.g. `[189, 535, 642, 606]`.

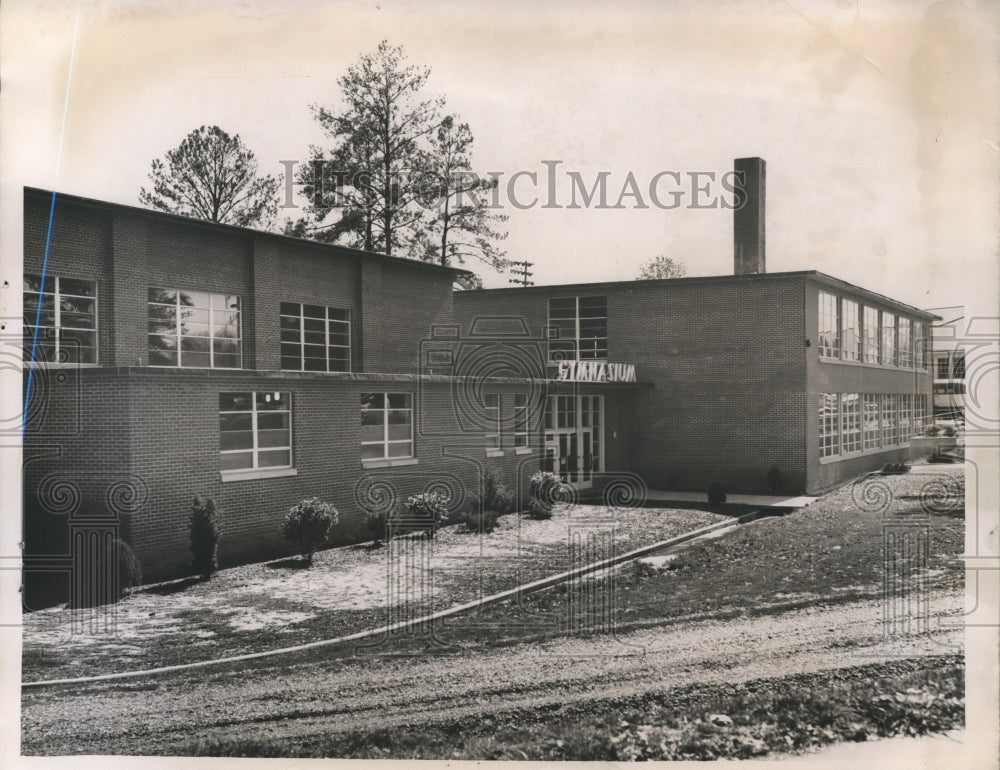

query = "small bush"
[460, 508, 501, 533]
[366, 510, 388, 546]
[924, 424, 942, 437]
[70, 538, 142, 608]
[189, 495, 220, 579]
[927, 451, 956, 464]
[881, 462, 911, 475]
[707, 481, 727, 506]
[399, 492, 449, 538]
[765, 465, 783, 494]
[530, 471, 562, 506]
[941, 425, 957, 437]
[478, 466, 515, 514]
[282, 497, 338, 565]
[525, 496, 554, 520]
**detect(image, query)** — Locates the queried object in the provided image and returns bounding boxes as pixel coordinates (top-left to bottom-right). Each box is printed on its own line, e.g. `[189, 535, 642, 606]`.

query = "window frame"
[361, 392, 414, 462]
[880, 311, 897, 366]
[840, 299, 861, 362]
[483, 393, 501, 450]
[841, 392, 862, 454]
[147, 288, 242, 369]
[513, 393, 529, 449]
[279, 302, 351, 373]
[818, 291, 840, 359]
[819, 392, 840, 458]
[547, 295, 608, 362]
[23, 273, 99, 366]
[219, 391, 293, 475]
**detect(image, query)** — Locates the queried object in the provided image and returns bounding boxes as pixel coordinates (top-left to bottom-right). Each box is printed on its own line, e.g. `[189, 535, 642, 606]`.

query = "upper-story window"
[548, 296, 607, 361]
[914, 322, 928, 370]
[148, 289, 241, 368]
[880, 312, 897, 366]
[861, 306, 880, 363]
[818, 291, 839, 358]
[280, 303, 350, 372]
[23, 274, 98, 365]
[841, 299, 861, 361]
[897, 317, 913, 368]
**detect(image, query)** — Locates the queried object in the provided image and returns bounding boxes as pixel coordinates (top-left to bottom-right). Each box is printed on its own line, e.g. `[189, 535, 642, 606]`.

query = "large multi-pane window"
[841, 299, 861, 361]
[914, 322, 928, 370]
[862, 394, 881, 450]
[361, 393, 413, 460]
[881, 394, 898, 446]
[819, 393, 840, 457]
[818, 291, 839, 358]
[897, 317, 912, 368]
[880, 312, 896, 366]
[898, 394, 913, 442]
[148, 289, 241, 368]
[23, 274, 98, 365]
[915, 394, 927, 432]
[841, 393, 862, 453]
[219, 392, 292, 471]
[548, 296, 608, 361]
[862, 306, 880, 363]
[513, 394, 529, 448]
[279, 303, 350, 372]
[483, 393, 500, 449]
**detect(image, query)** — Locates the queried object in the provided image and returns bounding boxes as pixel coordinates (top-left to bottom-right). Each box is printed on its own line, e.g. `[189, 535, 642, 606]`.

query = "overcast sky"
[2, 0, 998, 314]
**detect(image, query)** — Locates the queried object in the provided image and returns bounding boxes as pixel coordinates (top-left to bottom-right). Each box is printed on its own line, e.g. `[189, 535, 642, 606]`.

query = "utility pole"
[508, 260, 534, 287]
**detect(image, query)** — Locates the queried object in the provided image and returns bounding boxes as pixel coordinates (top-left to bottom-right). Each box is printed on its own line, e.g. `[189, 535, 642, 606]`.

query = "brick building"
[21, 161, 936, 587]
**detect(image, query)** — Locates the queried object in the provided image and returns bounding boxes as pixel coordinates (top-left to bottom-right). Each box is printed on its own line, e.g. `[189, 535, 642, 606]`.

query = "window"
[484, 393, 500, 449]
[882, 394, 898, 446]
[863, 394, 881, 450]
[819, 393, 839, 457]
[280, 303, 350, 372]
[862, 306, 880, 363]
[897, 318, 912, 368]
[936, 355, 950, 380]
[23, 274, 97, 364]
[915, 394, 927, 433]
[842, 393, 862, 453]
[548, 296, 608, 361]
[914, 322, 928, 370]
[513, 394, 529, 447]
[219, 392, 291, 471]
[899, 394, 912, 443]
[148, 289, 241, 368]
[361, 393, 413, 460]
[880, 312, 896, 366]
[818, 291, 839, 358]
[841, 299, 860, 361]
[952, 351, 965, 379]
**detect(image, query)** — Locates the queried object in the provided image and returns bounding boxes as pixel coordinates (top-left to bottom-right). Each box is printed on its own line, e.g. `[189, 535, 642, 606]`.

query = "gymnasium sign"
[555, 361, 637, 383]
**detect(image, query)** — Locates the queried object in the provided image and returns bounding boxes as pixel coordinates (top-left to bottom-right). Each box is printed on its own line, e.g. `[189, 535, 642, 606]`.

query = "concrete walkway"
[644, 489, 818, 509]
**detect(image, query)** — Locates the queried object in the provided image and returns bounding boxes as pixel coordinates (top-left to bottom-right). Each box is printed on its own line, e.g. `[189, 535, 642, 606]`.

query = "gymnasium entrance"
[543, 395, 604, 490]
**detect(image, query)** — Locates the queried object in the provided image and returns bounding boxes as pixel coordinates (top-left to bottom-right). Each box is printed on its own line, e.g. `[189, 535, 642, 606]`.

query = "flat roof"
[25, 186, 474, 279]
[456, 270, 941, 321]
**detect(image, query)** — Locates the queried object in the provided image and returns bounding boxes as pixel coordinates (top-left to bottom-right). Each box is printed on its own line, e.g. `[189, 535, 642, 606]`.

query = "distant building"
[924, 305, 966, 423]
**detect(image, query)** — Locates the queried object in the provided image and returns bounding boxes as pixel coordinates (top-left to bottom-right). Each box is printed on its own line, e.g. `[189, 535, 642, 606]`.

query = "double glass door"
[543, 395, 604, 489]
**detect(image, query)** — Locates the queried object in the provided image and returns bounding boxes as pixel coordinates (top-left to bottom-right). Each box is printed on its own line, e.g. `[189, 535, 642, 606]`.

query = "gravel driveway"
[21, 588, 962, 755]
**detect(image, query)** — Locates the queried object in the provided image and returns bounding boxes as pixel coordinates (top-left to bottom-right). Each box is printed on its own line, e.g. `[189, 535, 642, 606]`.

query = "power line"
[508, 260, 534, 287]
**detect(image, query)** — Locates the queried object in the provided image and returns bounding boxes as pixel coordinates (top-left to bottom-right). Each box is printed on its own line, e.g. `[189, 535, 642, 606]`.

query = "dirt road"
[21, 588, 962, 755]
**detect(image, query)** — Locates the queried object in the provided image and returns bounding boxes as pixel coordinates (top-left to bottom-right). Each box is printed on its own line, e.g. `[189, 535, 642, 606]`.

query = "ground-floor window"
[219, 391, 292, 471]
[513, 394, 529, 447]
[361, 393, 413, 460]
[483, 393, 500, 448]
[820, 391, 926, 460]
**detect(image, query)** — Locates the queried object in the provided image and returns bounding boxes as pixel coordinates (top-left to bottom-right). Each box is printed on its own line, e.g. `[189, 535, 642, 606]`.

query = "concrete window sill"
[221, 467, 298, 482]
[361, 457, 419, 469]
[485, 449, 504, 458]
[514, 447, 534, 455]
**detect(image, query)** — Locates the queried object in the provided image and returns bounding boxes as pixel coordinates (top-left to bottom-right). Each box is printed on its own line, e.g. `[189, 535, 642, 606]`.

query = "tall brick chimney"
[733, 157, 766, 275]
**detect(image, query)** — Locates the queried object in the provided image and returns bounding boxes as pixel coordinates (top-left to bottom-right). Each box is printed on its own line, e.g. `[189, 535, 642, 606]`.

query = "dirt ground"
[21, 587, 962, 755]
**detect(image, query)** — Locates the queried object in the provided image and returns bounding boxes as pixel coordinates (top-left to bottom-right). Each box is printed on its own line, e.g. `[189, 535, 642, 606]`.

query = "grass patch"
[179, 655, 963, 759]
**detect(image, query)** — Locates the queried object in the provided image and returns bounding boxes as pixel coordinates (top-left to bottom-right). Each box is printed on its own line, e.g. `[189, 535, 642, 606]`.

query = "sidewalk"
[644, 489, 817, 509]
[774, 729, 967, 765]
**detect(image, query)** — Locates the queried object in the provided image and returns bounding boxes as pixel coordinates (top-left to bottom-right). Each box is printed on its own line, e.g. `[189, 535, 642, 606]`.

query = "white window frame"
[148, 288, 242, 369]
[23, 274, 99, 366]
[279, 302, 351, 372]
[219, 391, 293, 474]
[513, 393, 529, 449]
[818, 291, 840, 358]
[819, 392, 840, 458]
[841, 299, 860, 361]
[484, 393, 501, 450]
[361, 392, 414, 462]
[881, 312, 897, 367]
[547, 296, 608, 361]
[841, 393, 862, 454]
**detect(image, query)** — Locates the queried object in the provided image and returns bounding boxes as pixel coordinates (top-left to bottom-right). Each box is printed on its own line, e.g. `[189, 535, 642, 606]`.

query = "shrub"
[189, 495, 220, 579]
[881, 462, 911, 475]
[941, 425, 957, 437]
[282, 497, 338, 565]
[525, 496, 554, 520]
[400, 492, 449, 538]
[707, 481, 727, 506]
[460, 508, 501, 533]
[478, 466, 515, 514]
[366, 510, 388, 546]
[924, 424, 942, 437]
[765, 465, 783, 494]
[70, 537, 142, 608]
[530, 471, 562, 506]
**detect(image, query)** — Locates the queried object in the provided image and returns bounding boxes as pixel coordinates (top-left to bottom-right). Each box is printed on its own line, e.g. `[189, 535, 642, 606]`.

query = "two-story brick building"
[20, 160, 936, 589]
